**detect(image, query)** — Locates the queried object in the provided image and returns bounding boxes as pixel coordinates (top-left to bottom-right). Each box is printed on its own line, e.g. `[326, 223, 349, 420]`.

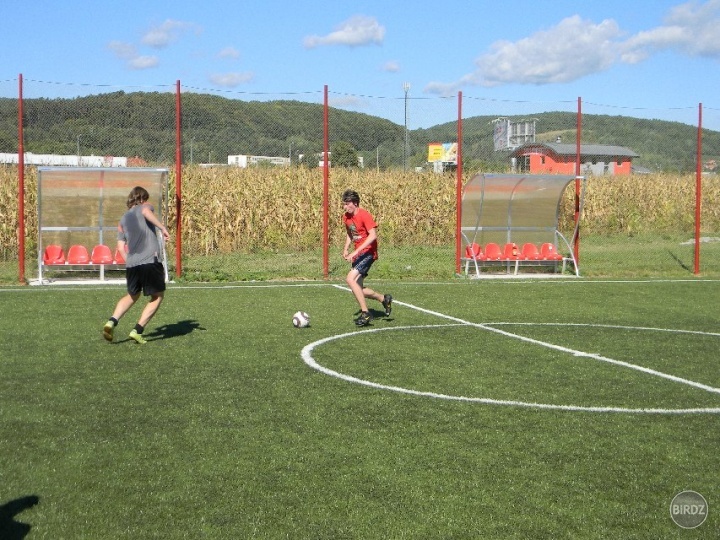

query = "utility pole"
[76, 134, 82, 166]
[403, 82, 410, 171]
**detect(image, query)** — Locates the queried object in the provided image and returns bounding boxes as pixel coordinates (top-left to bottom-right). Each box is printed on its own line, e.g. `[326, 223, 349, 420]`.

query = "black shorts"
[126, 261, 166, 296]
[352, 251, 376, 277]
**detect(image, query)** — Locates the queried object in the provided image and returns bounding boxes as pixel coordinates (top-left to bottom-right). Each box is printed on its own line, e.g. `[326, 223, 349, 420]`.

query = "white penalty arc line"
[300, 325, 720, 414]
[310, 286, 720, 413]
[331, 285, 720, 396]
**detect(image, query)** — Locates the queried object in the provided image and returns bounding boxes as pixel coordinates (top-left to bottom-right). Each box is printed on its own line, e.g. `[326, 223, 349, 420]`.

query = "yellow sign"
[427, 142, 457, 163]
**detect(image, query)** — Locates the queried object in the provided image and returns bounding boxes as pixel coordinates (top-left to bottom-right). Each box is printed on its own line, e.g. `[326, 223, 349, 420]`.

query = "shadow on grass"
[667, 250, 693, 272]
[146, 319, 206, 340]
[352, 308, 394, 326]
[0, 496, 40, 540]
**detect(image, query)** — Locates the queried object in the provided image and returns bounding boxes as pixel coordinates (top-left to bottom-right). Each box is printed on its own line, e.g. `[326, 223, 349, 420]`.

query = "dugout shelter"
[36, 167, 169, 284]
[461, 173, 584, 276]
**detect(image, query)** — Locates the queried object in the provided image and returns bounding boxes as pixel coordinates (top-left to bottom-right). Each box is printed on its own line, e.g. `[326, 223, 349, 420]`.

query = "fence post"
[175, 80, 182, 278]
[323, 85, 329, 279]
[455, 91, 463, 275]
[18, 74, 25, 284]
[695, 103, 702, 275]
[574, 97, 582, 266]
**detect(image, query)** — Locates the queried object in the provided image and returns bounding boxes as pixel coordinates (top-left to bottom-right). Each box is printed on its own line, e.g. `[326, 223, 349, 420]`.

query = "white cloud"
[475, 15, 621, 87]
[128, 56, 160, 70]
[141, 19, 200, 48]
[425, 0, 720, 94]
[108, 40, 137, 60]
[209, 72, 254, 87]
[108, 41, 158, 70]
[304, 15, 385, 48]
[622, 0, 720, 62]
[109, 19, 202, 71]
[382, 60, 400, 72]
[218, 46, 241, 59]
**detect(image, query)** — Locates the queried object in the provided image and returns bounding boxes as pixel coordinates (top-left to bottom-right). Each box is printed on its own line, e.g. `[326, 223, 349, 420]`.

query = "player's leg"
[103, 292, 140, 341]
[346, 268, 369, 312]
[137, 292, 164, 328]
[361, 286, 392, 316]
[129, 261, 166, 344]
[361, 286, 383, 303]
[112, 292, 141, 320]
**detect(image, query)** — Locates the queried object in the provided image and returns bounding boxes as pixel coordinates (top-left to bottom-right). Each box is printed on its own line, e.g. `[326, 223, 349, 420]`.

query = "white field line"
[3, 276, 720, 294]
[319, 284, 720, 413]
[331, 285, 720, 396]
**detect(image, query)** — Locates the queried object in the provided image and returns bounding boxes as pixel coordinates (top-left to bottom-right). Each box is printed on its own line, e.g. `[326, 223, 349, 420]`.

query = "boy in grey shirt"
[103, 186, 170, 344]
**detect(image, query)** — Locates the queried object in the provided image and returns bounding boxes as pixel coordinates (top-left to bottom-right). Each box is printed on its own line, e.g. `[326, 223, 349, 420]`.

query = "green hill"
[0, 91, 716, 172]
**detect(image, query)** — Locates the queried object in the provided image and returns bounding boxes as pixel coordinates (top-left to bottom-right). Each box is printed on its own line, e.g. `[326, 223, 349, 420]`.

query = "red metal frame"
[455, 92, 463, 275]
[9, 85, 711, 282]
[175, 80, 183, 278]
[322, 85, 330, 278]
[18, 74, 25, 283]
[575, 97, 582, 266]
[695, 103, 702, 275]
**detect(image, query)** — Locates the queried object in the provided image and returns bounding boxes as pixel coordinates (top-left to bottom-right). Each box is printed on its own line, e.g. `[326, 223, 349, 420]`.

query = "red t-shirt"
[343, 208, 378, 260]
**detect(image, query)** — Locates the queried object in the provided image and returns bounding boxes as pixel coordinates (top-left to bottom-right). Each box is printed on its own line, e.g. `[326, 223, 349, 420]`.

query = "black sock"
[134, 323, 144, 334]
[109, 317, 118, 326]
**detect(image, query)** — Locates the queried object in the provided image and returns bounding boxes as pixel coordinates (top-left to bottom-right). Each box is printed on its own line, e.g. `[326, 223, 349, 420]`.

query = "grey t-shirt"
[118, 204, 162, 268]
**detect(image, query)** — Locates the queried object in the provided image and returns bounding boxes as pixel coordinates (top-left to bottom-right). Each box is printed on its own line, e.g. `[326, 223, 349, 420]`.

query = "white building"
[0, 152, 127, 167]
[228, 154, 290, 167]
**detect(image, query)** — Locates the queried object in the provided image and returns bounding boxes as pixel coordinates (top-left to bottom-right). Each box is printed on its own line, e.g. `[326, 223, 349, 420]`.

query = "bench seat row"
[462, 242, 573, 276]
[42, 244, 126, 266]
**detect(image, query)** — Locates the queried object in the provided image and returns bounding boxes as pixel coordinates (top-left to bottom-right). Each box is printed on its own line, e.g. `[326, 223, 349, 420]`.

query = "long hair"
[126, 186, 150, 209]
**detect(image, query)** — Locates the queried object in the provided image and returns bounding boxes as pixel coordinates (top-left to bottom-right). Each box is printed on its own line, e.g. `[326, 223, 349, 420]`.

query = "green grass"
[7, 232, 719, 286]
[1, 278, 719, 538]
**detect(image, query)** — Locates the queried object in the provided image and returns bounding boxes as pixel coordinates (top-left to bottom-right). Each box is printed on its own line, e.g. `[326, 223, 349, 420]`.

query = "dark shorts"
[352, 251, 376, 277]
[126, 261, 166, 296]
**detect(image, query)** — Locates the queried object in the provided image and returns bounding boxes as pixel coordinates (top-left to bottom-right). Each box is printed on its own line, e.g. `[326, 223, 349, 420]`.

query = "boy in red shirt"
[341, 189, 392, 326]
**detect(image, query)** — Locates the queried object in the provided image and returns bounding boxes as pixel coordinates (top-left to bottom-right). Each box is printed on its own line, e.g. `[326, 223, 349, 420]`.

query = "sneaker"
[355, 311, 372, 327]
[382, 294, 393, 317]
[103, 321, 114, 342]
[129, 329, 147, 344]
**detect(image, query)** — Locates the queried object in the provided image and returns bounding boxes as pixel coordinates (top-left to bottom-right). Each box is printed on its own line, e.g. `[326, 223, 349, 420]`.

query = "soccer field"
[1, 278, 718, 538]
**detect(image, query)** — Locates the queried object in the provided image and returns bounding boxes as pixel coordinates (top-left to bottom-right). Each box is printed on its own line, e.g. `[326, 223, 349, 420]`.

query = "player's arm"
[342, 227, 353, 259]
[349, 227, 377, 259]
[141, 204, 170, 239]
[116, 222, 127, 254]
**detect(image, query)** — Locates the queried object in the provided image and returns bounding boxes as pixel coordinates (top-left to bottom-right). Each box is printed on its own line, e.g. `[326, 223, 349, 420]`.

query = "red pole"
[455, 91, 463, 275]
[694, 103, 702, 275]
[175, 80, 183, 278]
[18, 74, 25, 284]
[574, 97, 582, 266]
[322, 85, 329, 278]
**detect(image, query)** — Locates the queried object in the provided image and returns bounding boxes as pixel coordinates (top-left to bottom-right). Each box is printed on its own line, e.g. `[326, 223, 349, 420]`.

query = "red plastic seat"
[67, 245, 90, 264]
[43, 245, 66, 265]
[464, 243, 484, 260]
[521, 243, 541, 260]
[502, 242, 520, 260]
[114, 247, 126, 264]
[540, 243, 563, 261]
[483, 242, 502, 261]
[91, 244, 113, 264]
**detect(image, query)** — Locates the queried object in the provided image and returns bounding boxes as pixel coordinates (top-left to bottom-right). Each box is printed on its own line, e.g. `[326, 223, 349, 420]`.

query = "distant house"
[510, 142, 639, 176]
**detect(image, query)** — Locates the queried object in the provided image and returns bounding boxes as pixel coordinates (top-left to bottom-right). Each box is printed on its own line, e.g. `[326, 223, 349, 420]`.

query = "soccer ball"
[292, 311, 310, 328]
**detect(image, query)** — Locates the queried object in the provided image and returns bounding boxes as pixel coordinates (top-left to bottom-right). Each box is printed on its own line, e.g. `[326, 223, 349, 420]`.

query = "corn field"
[1, 165, 719, 279]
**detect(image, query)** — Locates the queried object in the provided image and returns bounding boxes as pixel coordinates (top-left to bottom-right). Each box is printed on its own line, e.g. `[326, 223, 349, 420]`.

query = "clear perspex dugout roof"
[461, 173, 581, 248]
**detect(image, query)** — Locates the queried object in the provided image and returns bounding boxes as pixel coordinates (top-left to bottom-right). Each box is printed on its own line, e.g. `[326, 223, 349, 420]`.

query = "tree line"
[0, 91, 716, 172]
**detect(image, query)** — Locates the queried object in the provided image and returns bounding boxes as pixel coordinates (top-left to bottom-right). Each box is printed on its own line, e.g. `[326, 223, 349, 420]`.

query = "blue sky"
[4, 0, 720, 129]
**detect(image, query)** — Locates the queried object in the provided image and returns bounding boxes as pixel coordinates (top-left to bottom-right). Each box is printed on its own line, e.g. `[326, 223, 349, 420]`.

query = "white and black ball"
[292, 311, 310, 328]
